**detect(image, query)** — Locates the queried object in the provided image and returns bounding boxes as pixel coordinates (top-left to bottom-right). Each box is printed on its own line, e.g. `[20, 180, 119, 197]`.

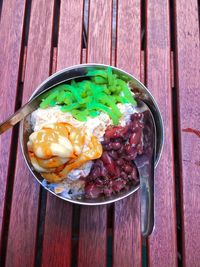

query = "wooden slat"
[86, 0, 112, 64]
[78, 1, 112, 266]
[116, 0, 141, 80]
[113, 1, 142, 266]
[56, 0, 84, 71]
[113, 196, 141, 267]
[0, 0, 26, 257]
[41, 2, 84, 267]
[5, 1, 55, 266]
[42, 194, 72, 267]
[78, 207, 107, 267]
[146, 1, 177, 266]
[174, 1, 200, 266]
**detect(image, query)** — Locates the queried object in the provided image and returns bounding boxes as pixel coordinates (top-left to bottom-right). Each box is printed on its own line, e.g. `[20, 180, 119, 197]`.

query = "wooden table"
[0, 0, 199, 266]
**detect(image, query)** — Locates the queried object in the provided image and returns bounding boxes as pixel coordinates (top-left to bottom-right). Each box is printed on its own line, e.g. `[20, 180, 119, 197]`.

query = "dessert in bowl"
[20, 64, 164, 205]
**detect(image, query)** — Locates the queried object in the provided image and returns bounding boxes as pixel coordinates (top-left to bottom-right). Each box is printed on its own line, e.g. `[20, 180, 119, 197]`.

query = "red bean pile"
[84, 113, 144, 199]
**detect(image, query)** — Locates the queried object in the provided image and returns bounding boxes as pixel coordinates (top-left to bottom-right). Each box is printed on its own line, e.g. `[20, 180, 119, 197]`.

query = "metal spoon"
[134, 99, 156, 237]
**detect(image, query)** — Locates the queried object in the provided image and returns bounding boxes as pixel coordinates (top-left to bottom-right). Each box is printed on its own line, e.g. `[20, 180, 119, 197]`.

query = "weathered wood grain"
[42, 194, 73, 267]
[146, 1, 177, 266]
[113, 1, 142, 267]
[41, 1, 84, 267]
[113, 195, 142, 267]
[116, 0, 141, 80]
[78, 1, 112, 266]
[174, 0, 200, 266]
[0, 0, 199, 266]
[86, 0, 112, 64]
[0, 0, 26, 258]
[5, 1, 55, 266]
[56, 0, 84, 71]
[78, 206, 107, 267]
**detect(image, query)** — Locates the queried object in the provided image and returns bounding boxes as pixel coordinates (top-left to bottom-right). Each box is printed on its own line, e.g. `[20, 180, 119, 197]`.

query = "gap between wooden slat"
[172, 76, 183, 267]
[83, 0, 89, 48]
[20, 0, 32, 82]
[71, 205, 81, 267]
[169, 1, 182, 265]
[52, 0, 61, 48]
[171, 51, 174, 89]
[141, 50, 145, 85]
[0, 0, 3, 18]
[34, 188, 47, 267]
[141, 0, 146, 51]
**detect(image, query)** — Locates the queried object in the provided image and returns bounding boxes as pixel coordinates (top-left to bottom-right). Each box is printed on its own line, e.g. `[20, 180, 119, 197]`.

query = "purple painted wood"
[86, 0, 112, 64]
[0, 0, 199, 266]
[174, 0, 200, 266]
[5, 1, 55, 266]
[146, 1, 177, 266]
[0, 0, 26, 257]
[56, 0, 84, 71]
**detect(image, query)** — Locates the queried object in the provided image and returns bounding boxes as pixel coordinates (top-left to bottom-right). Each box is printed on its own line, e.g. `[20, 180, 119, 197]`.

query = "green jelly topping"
[40, 68, 137, 125]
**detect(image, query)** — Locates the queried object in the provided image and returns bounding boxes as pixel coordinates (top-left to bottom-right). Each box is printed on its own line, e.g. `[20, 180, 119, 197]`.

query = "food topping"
[28, 122, 102, 183]
[39, 68, 137, 125]
[28, 68, 146, 200]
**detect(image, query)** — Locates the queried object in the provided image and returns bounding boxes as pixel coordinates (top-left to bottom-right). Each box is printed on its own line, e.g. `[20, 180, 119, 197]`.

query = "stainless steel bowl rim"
[20, 63, 164, 206]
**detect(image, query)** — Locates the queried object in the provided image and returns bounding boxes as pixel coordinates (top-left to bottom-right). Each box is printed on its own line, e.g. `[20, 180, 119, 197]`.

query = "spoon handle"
[0, 100, 39, 134]
[0, 76, 86, 135]
[139, 156, 154, 237]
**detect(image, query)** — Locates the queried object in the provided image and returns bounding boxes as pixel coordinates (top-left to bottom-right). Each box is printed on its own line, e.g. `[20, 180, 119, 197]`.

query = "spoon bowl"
[133, 99, 156, 237]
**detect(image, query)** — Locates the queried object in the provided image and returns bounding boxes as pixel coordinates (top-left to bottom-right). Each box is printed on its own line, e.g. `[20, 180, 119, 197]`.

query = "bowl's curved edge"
[20, 63, 164, 205]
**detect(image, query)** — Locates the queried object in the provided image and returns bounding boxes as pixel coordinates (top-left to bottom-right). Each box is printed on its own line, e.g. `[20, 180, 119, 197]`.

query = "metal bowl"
[20, 64, 164, 205]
